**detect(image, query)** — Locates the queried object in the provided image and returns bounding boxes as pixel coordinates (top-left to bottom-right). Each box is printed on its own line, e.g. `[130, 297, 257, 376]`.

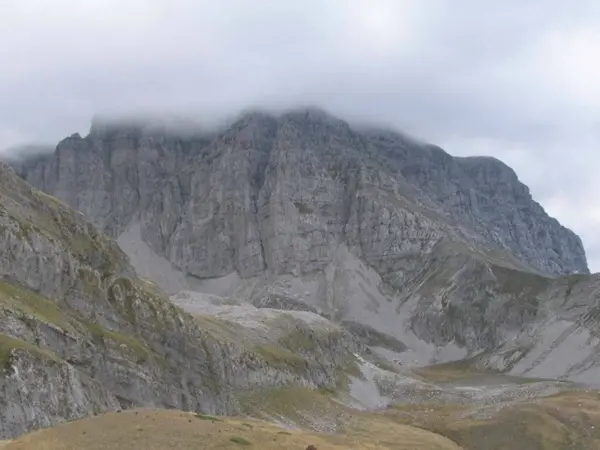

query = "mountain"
[0, 160, 382, 438]
[13, 108, 596, 373]
[3, 108, 600, 448]
[18, 109, 587, 277]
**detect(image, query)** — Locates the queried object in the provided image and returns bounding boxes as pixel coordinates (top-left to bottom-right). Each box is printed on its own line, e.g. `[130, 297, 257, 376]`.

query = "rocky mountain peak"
[10, 108, 588, 279]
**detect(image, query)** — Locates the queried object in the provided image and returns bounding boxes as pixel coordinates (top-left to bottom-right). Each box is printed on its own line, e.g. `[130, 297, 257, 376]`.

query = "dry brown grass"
[413, 359, 548, 385]
[4, 409, 463, 450]
[412, 358, 492, 383]
[7, 386, 600, 449]
[388, 391, 600, 450]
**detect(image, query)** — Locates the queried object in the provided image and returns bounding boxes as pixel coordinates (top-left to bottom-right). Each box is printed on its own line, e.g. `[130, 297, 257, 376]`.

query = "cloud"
[0, 0, 598, 271]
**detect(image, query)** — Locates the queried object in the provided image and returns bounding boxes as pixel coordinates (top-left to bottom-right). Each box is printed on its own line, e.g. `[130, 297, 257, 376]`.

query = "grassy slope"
[8, 388, 600, 450]
[230, 364, 600, 450]
[388, 391, 600, 450]
[2, 408, 463, 450]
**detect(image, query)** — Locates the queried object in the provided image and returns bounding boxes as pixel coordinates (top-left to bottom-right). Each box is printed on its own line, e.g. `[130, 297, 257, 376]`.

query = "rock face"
[18, 109, 587, 278]
[0, 161, 367, 439]
[11, 108, 600, 384]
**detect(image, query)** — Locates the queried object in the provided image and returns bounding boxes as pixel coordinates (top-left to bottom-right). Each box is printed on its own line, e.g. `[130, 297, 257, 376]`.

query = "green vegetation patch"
[0, 280, 159, 365]
[229, 436, 252, 446]
[326, 356, 364, 395]
[342, 320, 407, 353]
[492, 266, 551, 297]
[277, 328, 320, 353]
[413, 357, 489, 383]
[565, 274, 589, 297]
[3, 210, 57, 244]
[238, 385, 348, 427]
[81, 320, 152, 362]
[370, 355, 401, 374]
[0, 281, 73, 332]
[0, 333, 59, 374]
[194, 314, 249, 344]
[194, 413, 223, 422]
[252, 345, 308, 372]
[33, 190, 70, 210]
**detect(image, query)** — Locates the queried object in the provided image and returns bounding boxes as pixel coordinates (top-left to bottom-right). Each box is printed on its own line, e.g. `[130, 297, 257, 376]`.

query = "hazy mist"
[1, 0, 599, 270]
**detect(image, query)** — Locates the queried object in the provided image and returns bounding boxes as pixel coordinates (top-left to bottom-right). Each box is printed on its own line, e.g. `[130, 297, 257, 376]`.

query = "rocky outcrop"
[0, 162, 366, 439]
[16, 109, 588, 279]
[8, 108, 598, 384]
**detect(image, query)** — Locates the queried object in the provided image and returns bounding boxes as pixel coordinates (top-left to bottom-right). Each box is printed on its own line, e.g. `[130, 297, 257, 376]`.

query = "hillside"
[0, 161, 377, 438]
[5, 387, 600, 449]
[3, 108, 600, 448]
[10, 108, 597, 378]
[0, 408, 464, 450]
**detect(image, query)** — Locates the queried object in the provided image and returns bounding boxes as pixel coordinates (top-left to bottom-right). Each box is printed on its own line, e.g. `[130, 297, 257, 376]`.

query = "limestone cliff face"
[6, 109, 600, 442]
[17, 109, 588, 281]
[0, 162, 363, 439]
[15, 124, 205, 237]
[11, 108, 596, 381]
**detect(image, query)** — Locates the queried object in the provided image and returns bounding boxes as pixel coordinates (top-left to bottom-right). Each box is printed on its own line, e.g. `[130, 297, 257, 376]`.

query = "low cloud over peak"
[1, 0, 599, 271]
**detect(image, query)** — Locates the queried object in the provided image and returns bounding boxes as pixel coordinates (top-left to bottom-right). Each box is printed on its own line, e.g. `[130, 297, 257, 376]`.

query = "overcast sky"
[1, 0, 599, 272]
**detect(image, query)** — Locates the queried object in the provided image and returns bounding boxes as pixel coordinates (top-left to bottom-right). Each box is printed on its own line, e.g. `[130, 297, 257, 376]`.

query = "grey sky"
[1, 0, 599, 271]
